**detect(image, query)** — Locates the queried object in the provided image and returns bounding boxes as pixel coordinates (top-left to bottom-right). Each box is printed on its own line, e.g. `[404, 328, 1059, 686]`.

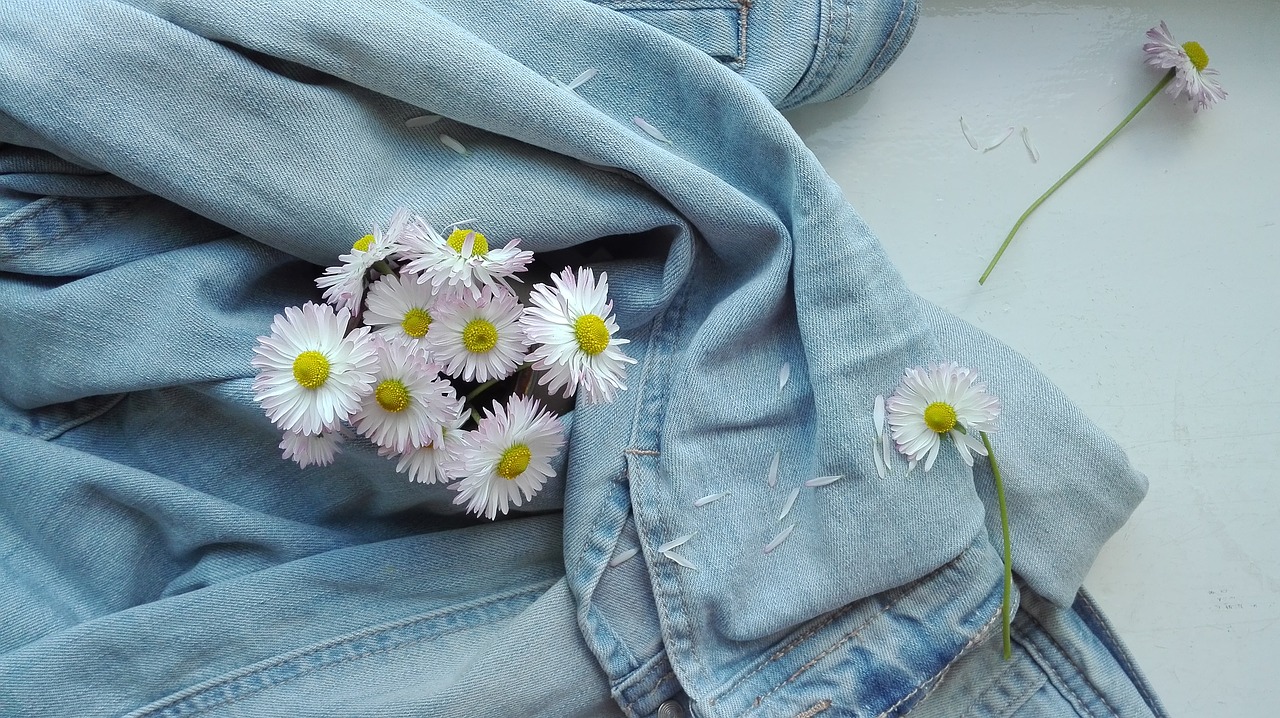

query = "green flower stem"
[981, 431, 1013, 660]
[465, 379, 499, 403]
[371, 260, 395, 276]
[978, 70, 1176, 285]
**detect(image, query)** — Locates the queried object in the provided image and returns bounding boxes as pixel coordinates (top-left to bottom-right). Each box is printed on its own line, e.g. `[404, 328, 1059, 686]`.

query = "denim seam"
[788, 0, 843, 108]
[956, 632, 1044, 718]
[1076, 594, 1165, 716]
[622, 670, 677, 712]
[129, 581, 553, 718]
[36, 393, 127, 441]
[749, 547, 974, 710]
[875, 610, 1001, 718]
[733, 0, 751, 66]
[0, 196, 134, 262]
[713, 602, 857, 703]
[795, 698, 833, 717]
[1022, 608, 1122, 718]
[839, 0, 912, 98]
[1012, 621, 1108, 718]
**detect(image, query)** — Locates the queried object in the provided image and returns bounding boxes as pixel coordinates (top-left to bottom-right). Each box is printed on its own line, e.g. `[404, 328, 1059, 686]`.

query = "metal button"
[656, 699, 686, 718]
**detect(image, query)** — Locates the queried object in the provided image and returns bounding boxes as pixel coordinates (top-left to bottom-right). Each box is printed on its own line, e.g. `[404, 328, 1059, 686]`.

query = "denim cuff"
[782, 0, 918, 110]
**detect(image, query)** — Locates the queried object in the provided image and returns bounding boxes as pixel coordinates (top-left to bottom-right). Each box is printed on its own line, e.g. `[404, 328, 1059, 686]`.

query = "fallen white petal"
[873, 395, 886, 438]
[960, 116, 980, 150]
[608, 547, 639, 567]
[778, 362, 791, 392]
[663, 550, 696, 569]
[405, 114, 442, 128]
[764, 524, 797, 554]
[872, 439, 888, 479]
[1021, 126, 1039, 162]
[983, 127, 1015, 152]
[694, 492, 730, 508]
[778, 487, 800, 521]
[906, 458, 917, 476]
[766, 452, 780, 488]
[657, 532, 696, 553]
[565, 68, 598, 90]
[439, 134, 468, 155]
[803, 474, 843, 487]
[633, 116, 671, 143]
[881, 431, 893, 475]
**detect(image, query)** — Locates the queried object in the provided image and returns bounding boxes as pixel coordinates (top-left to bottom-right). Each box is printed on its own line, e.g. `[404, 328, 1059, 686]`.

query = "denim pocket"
[592, 0, 746, 64]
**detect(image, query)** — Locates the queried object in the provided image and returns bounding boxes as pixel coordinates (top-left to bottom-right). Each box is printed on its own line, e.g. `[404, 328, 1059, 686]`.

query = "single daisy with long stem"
[978, 21, 1225, 284]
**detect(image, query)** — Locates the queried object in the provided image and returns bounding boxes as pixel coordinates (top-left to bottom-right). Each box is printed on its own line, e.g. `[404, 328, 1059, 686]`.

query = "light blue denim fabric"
[0, 0, 1167, 716]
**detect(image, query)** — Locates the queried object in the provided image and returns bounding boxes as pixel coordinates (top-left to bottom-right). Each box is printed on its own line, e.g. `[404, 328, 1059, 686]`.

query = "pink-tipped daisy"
[885, 363, 1000, 472]
[398, 217, 533, 301]
[349, 340, 462, 453]
[279, 429, 344, 468]
[427, 289, 528, 382]
[315, 209, 410, 314]
[449, 395, 565, 520]
[363, 270, 438, 351]
[251, 302, 378, 436]
[521, 267, 636, 404]
[378, 409, 468, 484]
[1143, 21, 1226, 112]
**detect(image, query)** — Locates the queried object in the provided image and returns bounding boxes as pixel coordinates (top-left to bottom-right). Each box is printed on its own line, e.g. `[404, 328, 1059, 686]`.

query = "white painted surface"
[786, 2, 1280, 715]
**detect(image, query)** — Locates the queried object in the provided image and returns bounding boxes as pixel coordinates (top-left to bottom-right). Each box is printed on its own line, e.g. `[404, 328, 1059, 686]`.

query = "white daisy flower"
[449, 395, 565, 520]
[378, 409, 468, 484]
[398, 216, 533, 301]
[363, 270, 438, 350]
[279, 429, 344, 468]
[251, 302, 378, 436]
[349, 340, 462, 453]
[521, 267, 636, 404]
[427, 289, 528, 382]
[886, 363, 1001, 472]
[315, 209, 410, 313]
[1143, 21, 1226, 112]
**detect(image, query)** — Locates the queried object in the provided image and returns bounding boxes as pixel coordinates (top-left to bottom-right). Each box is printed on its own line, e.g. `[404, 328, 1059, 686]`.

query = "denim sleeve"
[0, 0, 1144, 716]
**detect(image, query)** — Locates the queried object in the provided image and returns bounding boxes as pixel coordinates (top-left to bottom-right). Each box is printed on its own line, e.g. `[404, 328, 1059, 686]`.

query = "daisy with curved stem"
[316, 209, 411, 313]
[885, 362, 1012, 659]
[450, 395, 565, 520]
[364, 270, 438, 351]
[251, 302, 378, 436]
[379, 409, 468, 484]
[399, 216, 533, 301]
[521, 267, 636, 404]
[428, 289, 528, 383]
[279, 429, 344, 468]
[978, 22, 1225, 285]
[350, 341, 462, 453]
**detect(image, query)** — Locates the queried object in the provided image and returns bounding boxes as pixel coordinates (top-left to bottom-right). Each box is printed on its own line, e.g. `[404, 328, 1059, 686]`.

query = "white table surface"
[785, 1, 1280, 715]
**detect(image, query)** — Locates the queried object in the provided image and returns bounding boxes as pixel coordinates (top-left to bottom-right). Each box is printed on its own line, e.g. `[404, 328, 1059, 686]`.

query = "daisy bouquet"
[251, 209, 635, 520]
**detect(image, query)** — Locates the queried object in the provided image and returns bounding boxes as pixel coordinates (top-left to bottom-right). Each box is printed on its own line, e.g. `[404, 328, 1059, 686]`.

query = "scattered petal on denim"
[778, 362, 791, 392]
[959, 116, 980, 150]
[564, 68, 597, 91]
[439, 133, 469, 155]
[872, 438, 888, 479]
[632, 116, 671, 144]
[1143, 21, 1227, 112]
[803, 474, 843, 487]
[881, 431, 893, 475]
[873, 394, 886, 438]
[658, 532, 696, 553]
[694, 492, 730, 508]
[766, 451, 780, 488]
[778, 487, 800, 521]
[983, 127, 1015, 152]
[1021, 127, 1039, 162]
[608, 547, 639, 567]
[405, 114, 442, 128]
[764, 524, 797, 554]
[662, 550, 696, 569]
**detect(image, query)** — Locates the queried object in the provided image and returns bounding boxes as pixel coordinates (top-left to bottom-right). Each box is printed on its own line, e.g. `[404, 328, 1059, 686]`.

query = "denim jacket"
[0, 1, 1166, 716]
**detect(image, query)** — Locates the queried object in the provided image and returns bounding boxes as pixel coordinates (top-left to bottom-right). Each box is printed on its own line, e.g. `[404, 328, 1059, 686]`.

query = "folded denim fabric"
[0, 1, 1159, 716]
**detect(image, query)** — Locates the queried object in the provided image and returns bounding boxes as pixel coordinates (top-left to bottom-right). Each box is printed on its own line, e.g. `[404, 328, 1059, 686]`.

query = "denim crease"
[0, 0, 1164, 716]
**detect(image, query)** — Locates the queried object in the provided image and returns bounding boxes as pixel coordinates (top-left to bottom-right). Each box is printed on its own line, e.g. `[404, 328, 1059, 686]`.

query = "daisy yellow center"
[573, 314, 610, 356]
[923, 402, 958, 434]
[1182, 41, 1209, 72]
[496, 444, 532, 480]
[375, 379, 411, 412]
[352, 234, 375, 252]
[462, 319, 499, 353]
[447, 229, 489, 256]
[292, 351, 330, 389]
[402, 308, 432, 338]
